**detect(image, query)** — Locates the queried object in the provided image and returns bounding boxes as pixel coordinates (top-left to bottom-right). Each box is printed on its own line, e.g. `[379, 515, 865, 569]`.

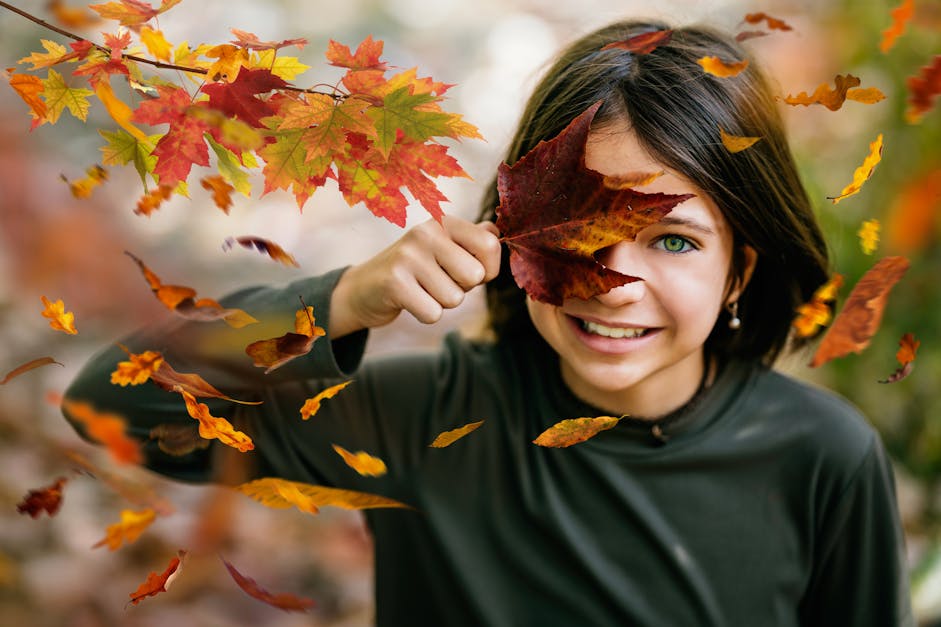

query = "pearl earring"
[727, 301, 741, 330]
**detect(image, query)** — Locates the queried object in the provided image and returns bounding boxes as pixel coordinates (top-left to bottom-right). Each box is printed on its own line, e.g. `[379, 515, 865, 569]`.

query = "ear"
[726, 244, 757, 304]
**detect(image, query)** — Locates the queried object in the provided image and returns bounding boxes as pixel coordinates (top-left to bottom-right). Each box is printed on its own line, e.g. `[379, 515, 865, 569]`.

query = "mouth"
[576, 317, 652, 339]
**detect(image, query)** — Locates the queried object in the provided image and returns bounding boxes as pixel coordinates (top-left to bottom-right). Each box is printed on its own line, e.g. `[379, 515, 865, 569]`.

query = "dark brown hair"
[478, 20, 830, 365]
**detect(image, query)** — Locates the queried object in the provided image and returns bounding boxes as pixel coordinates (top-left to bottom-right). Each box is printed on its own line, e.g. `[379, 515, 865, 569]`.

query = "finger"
[412, 261, 467, 312]
[394, 273, 446, 324]
[446, 218, 503, 283]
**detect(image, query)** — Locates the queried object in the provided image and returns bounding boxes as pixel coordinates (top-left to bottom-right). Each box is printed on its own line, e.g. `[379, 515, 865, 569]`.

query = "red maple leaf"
[17, 477, 68, 518]
[200, 67, 288, 129]
[132, 85, 209, 186]
[495, 101, 692, 305]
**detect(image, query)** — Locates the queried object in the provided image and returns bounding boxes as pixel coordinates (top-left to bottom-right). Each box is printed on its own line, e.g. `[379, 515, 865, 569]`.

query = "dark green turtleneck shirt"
[64, 268, 913, 627]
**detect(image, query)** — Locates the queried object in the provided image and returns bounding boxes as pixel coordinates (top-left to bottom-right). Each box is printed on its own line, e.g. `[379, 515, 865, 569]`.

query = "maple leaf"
[89, 0, 183, 31]
[784, 74, 868, 111]
[128, 551, 186, 606]
[140, 26, 172, 62]
[277, 93, 374, 161]
[132, 85, 210, 186]
[251, 49, 310, 81]
[220, 558, 316, 612]
[326, 36, 387, 72]
[880, 332, 919, 384]
[201, 175, 235, 213]
[93, 80, 149, 141]
[829, 133, 884, 204]
[1, 357, 63, 385]
[299, 381, 353, 420]
[61, 398, 144, 464]
[905, 55, 941, 124]
[205, 44, 250, 82]
[603, 171, 665, 189]
[600, 30, 673, 54]
[99, 129, 158, 185]
[201, 67, 287, 129]
[230, 28, 307, 52]
[533, 416, 622, 448]
[858, 219, 881, 255]
[125, 251, 258, 327]
[258, 124, 333, 208]
[61, 164, 108, 198]
[6, 69, 47, 121]
[40, 68, 94, 125]
[41, 295, 78, 334]
[809, 256, 909, 368]
[135, 185, 174, 215]
[236, 477, 413, 514]
[206, 134, 253, 196]
[177, 388, 254, 452]
[111, 347, 164, 385]
[880, 0, 915, 53]
[367, 86, 458, 157]
[93, 507, 157, 550]
[332, 444, 387, 477]
[742, 12, 793, 31]
[18, 39, 72, 70]
[495, 101, 690, 305]
[16, 477, 68, 518]
[246, 305, 325, 373]
[719, 128, 762, 153]
[429, 420, 485, 448]
[223, 236, 300, 267]
[697, 56, 749, 78]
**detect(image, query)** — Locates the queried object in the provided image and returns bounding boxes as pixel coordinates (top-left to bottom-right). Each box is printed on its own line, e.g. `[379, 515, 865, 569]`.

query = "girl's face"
[526, 122, 755, 417]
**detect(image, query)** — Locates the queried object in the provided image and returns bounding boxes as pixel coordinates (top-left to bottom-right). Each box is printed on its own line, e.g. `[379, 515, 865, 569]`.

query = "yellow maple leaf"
[829, 134, 884, 204]
[94, 81, 148, 141]
[719, 127, 762, 153]
[205, 44, 249, 82]
[40, 296, 77, 334]
[332, 444, 387, 477]
[858, 218, 881, 255]
[140, 26, 172, 62]
[18, 39, 70, 70]
[93, 508, 157, 550]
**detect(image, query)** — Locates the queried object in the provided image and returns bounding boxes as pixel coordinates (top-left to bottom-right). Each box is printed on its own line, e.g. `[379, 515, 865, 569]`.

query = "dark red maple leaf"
[495, 101, 692, 305]
[133, 85, 210, 186]
[200, 67, 288, 129]
[17, 477, 68, 518]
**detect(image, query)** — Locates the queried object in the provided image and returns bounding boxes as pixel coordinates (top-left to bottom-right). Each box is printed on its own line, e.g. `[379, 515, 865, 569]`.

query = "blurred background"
[0, 0, 938, 625]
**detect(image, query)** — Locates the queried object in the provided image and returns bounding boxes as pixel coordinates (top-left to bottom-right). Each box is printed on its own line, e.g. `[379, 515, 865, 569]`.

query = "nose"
[593, 241, 647, 306]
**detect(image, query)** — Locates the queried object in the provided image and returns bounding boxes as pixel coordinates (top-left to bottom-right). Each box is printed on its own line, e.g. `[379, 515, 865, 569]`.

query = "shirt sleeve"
[798, 436, 914, 627]
[62, 267, 370, 483]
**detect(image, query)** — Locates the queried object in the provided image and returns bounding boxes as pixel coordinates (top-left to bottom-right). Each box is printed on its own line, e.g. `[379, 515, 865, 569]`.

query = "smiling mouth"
[580, 319, 650, 339]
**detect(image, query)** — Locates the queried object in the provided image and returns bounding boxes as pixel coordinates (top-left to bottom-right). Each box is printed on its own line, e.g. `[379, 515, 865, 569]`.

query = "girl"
[65, 19, 913, 626]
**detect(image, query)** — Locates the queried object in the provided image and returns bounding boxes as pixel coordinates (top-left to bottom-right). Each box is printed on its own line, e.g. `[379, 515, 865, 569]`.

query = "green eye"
[659, 235, 694, 253]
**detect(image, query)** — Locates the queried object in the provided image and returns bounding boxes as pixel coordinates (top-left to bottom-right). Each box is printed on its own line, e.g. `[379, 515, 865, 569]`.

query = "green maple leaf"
[41, 69, 94, 123]
[207, 134, 252, 197]
[99, 129, 158, 185]
[367, 86, 455, 157]
[259, 124, 332, 207]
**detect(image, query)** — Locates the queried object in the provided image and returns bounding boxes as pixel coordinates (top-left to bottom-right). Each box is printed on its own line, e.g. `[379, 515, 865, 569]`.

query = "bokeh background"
[0, 0, 939, 625]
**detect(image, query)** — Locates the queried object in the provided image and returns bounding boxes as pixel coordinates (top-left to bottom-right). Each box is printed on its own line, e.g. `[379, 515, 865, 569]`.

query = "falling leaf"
[332, 444, 387, 477]
[139, 26, 172, 62]
[846, 87, 887, 104]
[223, 236, 300, 267]
[40, 296, 77, 335]
[299, 380, 353, 420]
[177, 388, 254, 452]
[200, 174, 235, 213]
[61, 164, 108, 198]
[785, 74, 865, 111]
[111, 347, 164, 386]
[135, 185, 173, 216]
[429, 420, 485, 448]
[125, 251, 258, 328]
[496, 101, 690, 305]
[93, 508, 157, 550]
[829, 134, 884, 204]
[61, 398, 143, 465]
[236, 477, 412, 514]
[858, 219, 881, 255]
[792, 273, 844, 338]
[880, 0, 915, 53]
[809, 256, 909, 368]
[697, 56, 749, 78]
[880, 332, 920, 383]
[533, 416, 622, 448]
[1, 357, 63, 385]
[127, 551, 186, 607]
[221, 558, 316, 612]
[46, 1, 101, 29]
[719, 128, 762, 153]
[886, 169, 941, 254]
[145, 356, 261, 404]
[905, 55, 941, 124]
[600, 30, 673, 54]
[246, 305, 325, 373]
[742, 12, 793, 31]
[16, 477, 68, 518]
[735, 31, 769, 43]
[149, 423, 212, 456]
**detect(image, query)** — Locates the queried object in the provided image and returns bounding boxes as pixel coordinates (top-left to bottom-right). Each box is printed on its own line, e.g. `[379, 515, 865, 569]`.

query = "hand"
[329, 216, 502, 338]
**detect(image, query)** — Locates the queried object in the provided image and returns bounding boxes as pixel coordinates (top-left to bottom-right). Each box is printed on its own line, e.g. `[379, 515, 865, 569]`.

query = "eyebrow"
[652, 215, 716, 236]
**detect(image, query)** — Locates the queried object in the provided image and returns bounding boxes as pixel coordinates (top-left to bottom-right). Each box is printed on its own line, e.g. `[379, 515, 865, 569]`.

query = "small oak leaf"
[111, 348, 164, 386]
[246, 305, 325, 373]
[880, 0, 915, 54]
[40, 296, 78, 334]
[784, 74, 862, 111]
[61, 164, 108, 198]
[905, 56, 941, 124]
[600, 30, 673, 55]
[792, 274, 843, 338]
[61, 398, 143, 465]
[223, 236, 299, 267]
[177, 388, 254, 452]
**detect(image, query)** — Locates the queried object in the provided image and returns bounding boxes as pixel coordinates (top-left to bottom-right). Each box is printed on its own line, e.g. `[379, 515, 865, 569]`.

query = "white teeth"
[582, 320, 646, 338]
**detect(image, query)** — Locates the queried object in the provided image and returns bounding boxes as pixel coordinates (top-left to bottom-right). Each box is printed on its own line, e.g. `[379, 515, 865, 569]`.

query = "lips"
[565, 314, 659, 354]
[581, 319, 648, 339]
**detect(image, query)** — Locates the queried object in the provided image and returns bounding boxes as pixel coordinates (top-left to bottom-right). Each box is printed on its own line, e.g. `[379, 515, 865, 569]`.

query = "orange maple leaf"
[1, 357, 63, 385]
[221, 558, 316, 612]
[429, 420, 485, 448]
[697, 56, 749, 78]
[246, 305, 325, 373]
[6, 69, 47, 121]
[93, 508, 157, 550]
[61, 398, 143, 465]
[47, 0, 102, 28]
[17, 477, 68, 518]
[201, 174, 235, 213]
[880, 0, 915, 53]
[135, 185, 174, 216]
[177, 388, 254, 452]
[829, 134, 884, 204]
[40, 296, 78, 335]
[128, 551, 187, 606]
[90, 0, 183, 32]
[332, 444, 387, 477]
[533, 416, 622, 448]
[299, 380, 353, 420]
